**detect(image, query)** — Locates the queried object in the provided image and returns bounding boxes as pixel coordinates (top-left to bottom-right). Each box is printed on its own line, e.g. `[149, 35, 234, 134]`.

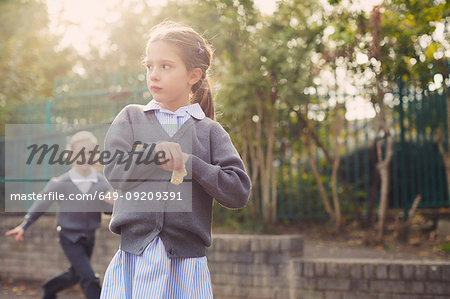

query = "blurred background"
[1, 0, 449, 250]
[1, 0, 449, 297]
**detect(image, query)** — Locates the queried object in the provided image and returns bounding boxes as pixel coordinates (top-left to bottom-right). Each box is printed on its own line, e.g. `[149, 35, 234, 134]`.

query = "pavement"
[0, 279, 82, 298]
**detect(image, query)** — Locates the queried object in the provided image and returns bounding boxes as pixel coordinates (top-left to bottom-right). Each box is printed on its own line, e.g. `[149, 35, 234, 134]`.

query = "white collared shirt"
[143, 99, 206, 137]
[68, 166, 98, 193]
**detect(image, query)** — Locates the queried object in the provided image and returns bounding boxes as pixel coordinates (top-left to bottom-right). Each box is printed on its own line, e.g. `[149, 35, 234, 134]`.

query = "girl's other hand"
[155, 142, 187, 172]
[5, 226, 25, 241]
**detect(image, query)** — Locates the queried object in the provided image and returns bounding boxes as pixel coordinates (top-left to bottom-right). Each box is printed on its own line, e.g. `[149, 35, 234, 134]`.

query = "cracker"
[170, 167, 187, 185]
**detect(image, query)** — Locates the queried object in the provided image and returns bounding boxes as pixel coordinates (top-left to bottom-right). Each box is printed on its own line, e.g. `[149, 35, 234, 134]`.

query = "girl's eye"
[146, 64, 170, 70]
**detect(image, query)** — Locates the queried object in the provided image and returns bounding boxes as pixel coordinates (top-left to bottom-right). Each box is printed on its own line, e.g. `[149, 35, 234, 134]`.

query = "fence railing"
[275, 80, 449, 220]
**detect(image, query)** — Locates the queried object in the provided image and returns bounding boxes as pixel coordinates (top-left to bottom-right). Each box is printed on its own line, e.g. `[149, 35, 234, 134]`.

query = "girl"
[101, 21, 251, 298]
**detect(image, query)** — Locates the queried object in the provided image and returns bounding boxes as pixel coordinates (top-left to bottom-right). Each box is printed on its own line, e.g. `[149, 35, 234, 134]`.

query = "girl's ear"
[188, 68, 202, 85]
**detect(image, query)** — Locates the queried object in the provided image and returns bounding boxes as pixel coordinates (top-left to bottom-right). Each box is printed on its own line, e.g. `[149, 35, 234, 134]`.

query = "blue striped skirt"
[100, 236, 213, 299]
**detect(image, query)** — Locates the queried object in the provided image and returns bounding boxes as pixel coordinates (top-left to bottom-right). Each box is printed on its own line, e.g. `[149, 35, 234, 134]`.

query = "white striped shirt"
[143, 100, 206, 137]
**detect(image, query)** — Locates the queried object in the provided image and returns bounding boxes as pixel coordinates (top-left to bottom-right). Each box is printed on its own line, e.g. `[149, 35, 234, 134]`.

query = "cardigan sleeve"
[19, 179, 57, 230]
[190, 122, 251, 209]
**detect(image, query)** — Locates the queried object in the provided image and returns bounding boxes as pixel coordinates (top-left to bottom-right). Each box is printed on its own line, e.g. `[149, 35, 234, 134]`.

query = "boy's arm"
[19, 198, 55, 230]
[4, 179, 56, 240]
[19, 179, 57, 230]
[189, 123, 252, 209]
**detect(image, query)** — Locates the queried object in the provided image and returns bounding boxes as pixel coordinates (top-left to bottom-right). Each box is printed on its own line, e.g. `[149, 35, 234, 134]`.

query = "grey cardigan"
[20, 172, 112, 242]
[104, 104, 251, 258]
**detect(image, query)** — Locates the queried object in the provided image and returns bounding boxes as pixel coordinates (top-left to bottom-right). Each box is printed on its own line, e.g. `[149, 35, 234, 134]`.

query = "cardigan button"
[168, 248, 175, 255]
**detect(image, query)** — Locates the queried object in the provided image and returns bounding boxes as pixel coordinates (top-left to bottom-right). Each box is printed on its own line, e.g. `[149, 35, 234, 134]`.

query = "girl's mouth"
[150, 86, 162, 92]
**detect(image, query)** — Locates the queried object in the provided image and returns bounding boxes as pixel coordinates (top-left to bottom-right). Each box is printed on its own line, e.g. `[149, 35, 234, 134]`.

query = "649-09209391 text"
[9, 191, 183, 201]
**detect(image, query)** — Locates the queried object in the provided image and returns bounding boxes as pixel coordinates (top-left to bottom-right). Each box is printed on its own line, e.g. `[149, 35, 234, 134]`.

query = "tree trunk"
[264, 111, 277, 222]
[242, 128, 261, 217]
[369, 4, 395, 241]
[376, 134, 393, 239]
[396, 194, 421, 243]
[434, 128, 450, 200]
[255, 95, 277, 223]
[331, 155, 341, 230]
[306, 138, 335, 222]
[287, 103, 357, 223]
[330, 104, 345, 230]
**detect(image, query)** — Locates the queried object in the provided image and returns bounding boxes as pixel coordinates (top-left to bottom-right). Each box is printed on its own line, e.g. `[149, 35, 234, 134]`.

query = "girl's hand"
[154, 142, 188, 172]
[5, 226, 25, 241]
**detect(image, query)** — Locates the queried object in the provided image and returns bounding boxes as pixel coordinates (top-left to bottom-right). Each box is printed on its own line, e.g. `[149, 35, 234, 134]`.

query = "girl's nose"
[149, 68, 160, 81]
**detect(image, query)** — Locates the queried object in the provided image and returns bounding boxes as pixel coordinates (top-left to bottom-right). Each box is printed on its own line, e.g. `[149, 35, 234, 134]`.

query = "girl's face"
[145, 41, 201, 111]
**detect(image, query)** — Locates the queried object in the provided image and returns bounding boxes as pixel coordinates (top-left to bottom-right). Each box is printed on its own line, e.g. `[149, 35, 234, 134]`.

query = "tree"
[0, 0, 76, 128]
[324, 0, 449, 239]
[267, 0, 352, 228]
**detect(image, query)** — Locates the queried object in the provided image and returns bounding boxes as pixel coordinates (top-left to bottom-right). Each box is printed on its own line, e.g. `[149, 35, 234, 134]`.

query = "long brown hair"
[146, 21, 214, 119]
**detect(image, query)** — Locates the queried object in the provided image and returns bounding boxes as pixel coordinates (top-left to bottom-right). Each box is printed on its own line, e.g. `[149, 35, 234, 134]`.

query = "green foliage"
[0, 0, 77, 131]
[381, 0, 448, 82]
[324, 0, 449, 88]
[441, 242, 450, 253]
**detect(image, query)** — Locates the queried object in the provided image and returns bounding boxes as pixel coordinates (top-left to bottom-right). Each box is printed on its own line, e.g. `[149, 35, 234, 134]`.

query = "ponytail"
[192, 77, 214, 120]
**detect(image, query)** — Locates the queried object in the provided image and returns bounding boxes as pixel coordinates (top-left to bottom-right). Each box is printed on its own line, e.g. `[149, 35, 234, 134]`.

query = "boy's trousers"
[42, 232, 101, 299]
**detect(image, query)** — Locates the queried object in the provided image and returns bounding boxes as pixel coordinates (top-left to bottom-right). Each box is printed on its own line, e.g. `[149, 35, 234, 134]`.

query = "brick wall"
[1, 215, 449, 298]
[207, 234, 303, 299]
[290, 258, 450, 299]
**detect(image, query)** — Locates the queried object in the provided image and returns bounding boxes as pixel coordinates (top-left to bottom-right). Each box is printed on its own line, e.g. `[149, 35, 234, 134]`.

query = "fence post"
[398, 79, 408, 219]
[45, 99, 52, 124]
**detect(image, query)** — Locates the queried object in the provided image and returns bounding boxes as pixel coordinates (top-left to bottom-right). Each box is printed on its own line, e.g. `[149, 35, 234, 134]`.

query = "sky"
[46, 0, 277, 53]
[46, 0, 121, 54]
[46, 0, 382, 54]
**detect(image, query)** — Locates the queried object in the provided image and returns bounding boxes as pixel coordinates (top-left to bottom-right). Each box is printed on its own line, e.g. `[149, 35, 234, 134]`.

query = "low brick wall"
[290, 258, 450, 299]
[207, 234, 303, 299]
[1, 215, 449, 298]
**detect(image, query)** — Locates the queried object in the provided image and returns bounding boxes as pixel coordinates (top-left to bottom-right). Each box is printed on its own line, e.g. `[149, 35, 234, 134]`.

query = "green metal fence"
[276, 79, 449, 220]
[16, 70, 150, 124]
